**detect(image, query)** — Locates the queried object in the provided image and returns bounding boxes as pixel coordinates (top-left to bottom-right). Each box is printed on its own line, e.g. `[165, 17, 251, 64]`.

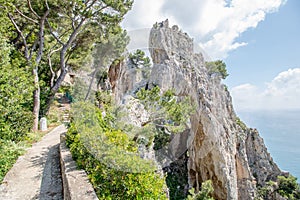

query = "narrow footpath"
[0, 125, 67, 200]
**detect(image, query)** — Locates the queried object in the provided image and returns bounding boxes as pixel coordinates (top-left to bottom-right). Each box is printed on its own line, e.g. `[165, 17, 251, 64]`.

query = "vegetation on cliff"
[65, 80, 195, 199]
[205, 60, 229, 79]
[257, 175, 300, 200]
[187, 180, 214, 200]
[66, 101, 168, 199]
[1, 1, 299, 198]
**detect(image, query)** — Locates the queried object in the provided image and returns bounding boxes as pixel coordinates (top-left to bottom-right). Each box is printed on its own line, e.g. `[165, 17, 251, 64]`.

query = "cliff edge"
[110, 20, 284, 200]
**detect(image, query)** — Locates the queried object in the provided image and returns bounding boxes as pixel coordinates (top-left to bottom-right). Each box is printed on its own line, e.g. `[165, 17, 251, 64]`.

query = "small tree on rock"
[206, 60, 229, 79]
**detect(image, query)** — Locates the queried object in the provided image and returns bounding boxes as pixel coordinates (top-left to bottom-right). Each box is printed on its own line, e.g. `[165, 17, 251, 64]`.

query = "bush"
[205, 60, 229, 79]
[277, 175, 300, 199]
[0, 139, 25, 182]
[256, 180, 276, 200]
[256, 175, 300, 200]
[236, 117, 247, 131]
[0, 64, 34, 141]
[136, 86, 193, 134]
[187, 180, 215, 200]
[129, 49, 151, 68]
[66, 102, 168, 199]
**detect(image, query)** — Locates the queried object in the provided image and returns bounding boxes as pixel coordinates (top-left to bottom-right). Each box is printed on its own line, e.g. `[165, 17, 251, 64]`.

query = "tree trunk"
[42, 18, 86, 115]
[32, 68, 40, 131]
[32, 9, 49, 131]
[51, 69, 68, 95]
[42, 69, 68, 115]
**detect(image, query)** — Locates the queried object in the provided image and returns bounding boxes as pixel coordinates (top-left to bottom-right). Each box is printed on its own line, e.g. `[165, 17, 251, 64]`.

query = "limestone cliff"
[109, 20, 284, 200]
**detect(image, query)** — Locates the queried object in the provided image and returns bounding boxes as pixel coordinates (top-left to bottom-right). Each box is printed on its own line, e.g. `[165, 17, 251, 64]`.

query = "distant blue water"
[238, 110, 300, 182]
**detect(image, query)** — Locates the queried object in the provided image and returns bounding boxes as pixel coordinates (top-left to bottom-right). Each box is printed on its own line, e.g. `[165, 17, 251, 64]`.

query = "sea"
[237, 109, 300, 182]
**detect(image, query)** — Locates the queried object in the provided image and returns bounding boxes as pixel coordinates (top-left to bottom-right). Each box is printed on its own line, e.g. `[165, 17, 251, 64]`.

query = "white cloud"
[122, 0, 286, 59]
[121, 0, 166, 29]
[231, 68, 300, 111]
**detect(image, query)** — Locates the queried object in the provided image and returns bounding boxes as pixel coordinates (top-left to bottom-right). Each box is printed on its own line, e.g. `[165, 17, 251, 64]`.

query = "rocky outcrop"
[245, 129, 282, 185]
[109, 20, 283, 200]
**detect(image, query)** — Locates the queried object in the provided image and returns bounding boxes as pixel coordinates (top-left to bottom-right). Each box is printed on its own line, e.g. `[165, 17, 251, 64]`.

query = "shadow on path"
[39, 144, 63, 200]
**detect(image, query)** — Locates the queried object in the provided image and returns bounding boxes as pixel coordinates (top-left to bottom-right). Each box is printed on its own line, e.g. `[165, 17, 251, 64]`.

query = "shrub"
[205, 60, 229, 79]
[187, 180, 215, 200]
[136, 86, 193, 134]
[66, 102, 168, 199]
[277, 175, 300, 199]
[256, 175, 300, 200]
[0, 63, 34, 141]
[129, 49, 151, 68]
[256, 180, 276, 200]
[236, 117, 247, 131]
[0, 139, 25, 182]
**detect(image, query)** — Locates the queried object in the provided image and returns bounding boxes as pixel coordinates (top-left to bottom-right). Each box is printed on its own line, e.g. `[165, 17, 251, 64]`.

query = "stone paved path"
[0, 125, 67, 200]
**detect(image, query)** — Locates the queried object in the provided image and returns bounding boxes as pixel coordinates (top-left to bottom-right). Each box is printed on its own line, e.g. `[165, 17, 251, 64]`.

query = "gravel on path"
[0, 125, 67, 200]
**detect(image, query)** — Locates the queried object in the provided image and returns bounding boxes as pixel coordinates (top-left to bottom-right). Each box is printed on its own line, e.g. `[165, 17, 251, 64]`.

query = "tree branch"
[85, 0, 92, 5]
[48, 47, 62, 87]
[46, 19, 64, 45]
[7, 13, 29, 60]
[90, 5, 110, 18]
[36, 9, 50, 64]
[28, 39, 38, 60]
[27, 0, 40, 19]
[45, 0, 49, 10]
[15, 7, 38, 24]
[84, 0, 97, 12]
[62, 18, 86, 56]
[141, 117, 166, 127]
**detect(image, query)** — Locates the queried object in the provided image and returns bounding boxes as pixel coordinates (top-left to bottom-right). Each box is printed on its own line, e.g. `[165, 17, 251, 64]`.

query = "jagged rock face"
[110, 20, 282, 200]
[245, 129, 281, 185]
[112, 59, 148, 104]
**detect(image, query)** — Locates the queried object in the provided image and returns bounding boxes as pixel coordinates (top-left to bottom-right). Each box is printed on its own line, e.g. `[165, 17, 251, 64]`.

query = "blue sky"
[225, 0, 300, 111]
[225, 0, 300, 88]
[122, 0, 300, 111]
[225, 0, 300, 87]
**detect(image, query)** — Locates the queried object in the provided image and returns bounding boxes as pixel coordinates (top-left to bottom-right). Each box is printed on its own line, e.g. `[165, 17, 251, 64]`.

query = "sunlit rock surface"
[109, 20, 283, 200]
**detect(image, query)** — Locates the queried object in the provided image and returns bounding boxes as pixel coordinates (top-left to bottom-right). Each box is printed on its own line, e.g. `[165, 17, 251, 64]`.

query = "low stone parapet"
[60, 134, 98, 200]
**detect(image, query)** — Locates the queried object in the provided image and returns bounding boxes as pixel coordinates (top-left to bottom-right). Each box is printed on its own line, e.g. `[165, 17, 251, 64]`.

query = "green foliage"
[0, 36, 11, 67]
[129, 49, 151, 78]
[165, 155, 189, 200]
[236, 117, 247, 131]
[0, 139, 25, 182]
[187, 180, 215, 200]
[129, 49, 151, 68]
[3, 0, 134, 119]
[81, 28, 129, 101]
[277, 175, 300, 200]
[96, 90, 113, 109]
[0, 27, 34, 141]
[224, 84, 229, 92]
[136, 86, 193, 134]
[256, 175, 300, 200]
[256, 180, 277, 200]
[66, 101, 168, 199]
[0, 0, 134, 185]
[205, 60, 229, 79]
[94, 29, 129, 68]
[153, 128, 171, 150]
[69, 78, 90, 102]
